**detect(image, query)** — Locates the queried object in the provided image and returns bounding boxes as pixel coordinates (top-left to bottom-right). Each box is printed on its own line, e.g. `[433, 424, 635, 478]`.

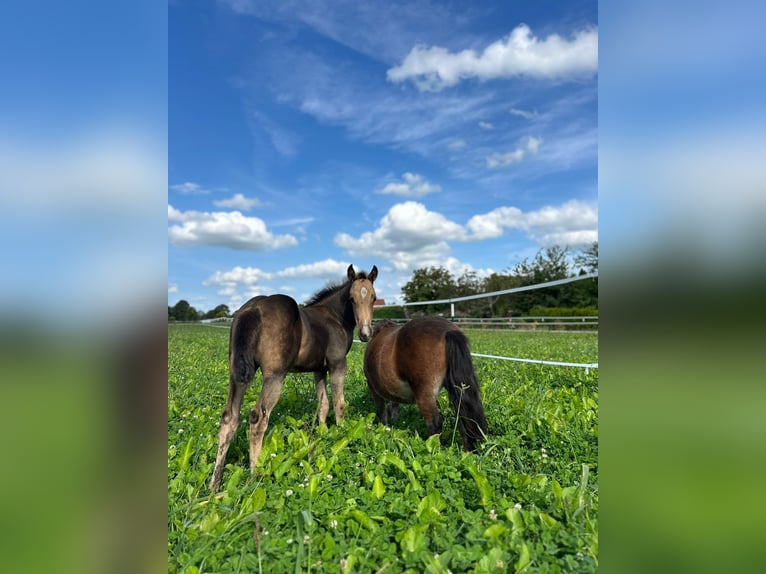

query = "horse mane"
[304, 270, 372, 307]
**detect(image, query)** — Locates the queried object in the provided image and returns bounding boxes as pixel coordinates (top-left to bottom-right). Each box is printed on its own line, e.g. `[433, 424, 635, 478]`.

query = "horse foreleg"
[314, 371, 330, 424]
[248, 372, 286, 473]
[328, 363, 347, 423]
[210, 375, 250, 491]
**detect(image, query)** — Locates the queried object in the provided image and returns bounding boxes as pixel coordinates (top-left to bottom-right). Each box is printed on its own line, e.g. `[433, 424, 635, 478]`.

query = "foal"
[363, 317, 488, 451]
[210, 264, 378, 491]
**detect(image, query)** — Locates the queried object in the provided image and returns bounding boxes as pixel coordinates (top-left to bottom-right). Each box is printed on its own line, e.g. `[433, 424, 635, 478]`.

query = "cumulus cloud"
[448, 139, 467, 150]
[387, 24, 598, 92]
[213, 193, 262, 211]
[478, 121, 494, 130]
[377, 173, 441, 197]
[486, 136, 542, 168]
[467, 200, 597, 246]
[203, 258, 354, 307]
[168, 205, 298, 250]
[335, 201, 464, 270]
[275, 259, 350, 279]
[335, 199, 597, 271]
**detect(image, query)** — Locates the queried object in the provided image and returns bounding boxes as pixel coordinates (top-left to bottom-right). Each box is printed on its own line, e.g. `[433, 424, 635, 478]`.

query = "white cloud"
[335, 201, 464, 270]
[467, 200, 598, 246]
[486, 136, 542, 168]
[170, 181, 207, 194]
[478, 121, 494, 130]
[168, 205, 298, 250]
[466, 206, 525, 240]
[168, 284, 178, 294]
[510, 107, 538, 120]
[274, 259, 350, 279]
[202, 258, 356, 309]
[335, 199, 597, 271]
[213, 193, 262, 211]
[387, 24, 598, 92]
[377, 173, 441, 197]
[448, 139, 467, 150]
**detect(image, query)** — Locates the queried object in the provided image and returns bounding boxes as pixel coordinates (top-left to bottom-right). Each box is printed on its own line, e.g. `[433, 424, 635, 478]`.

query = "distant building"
[374, 299, 386, 307]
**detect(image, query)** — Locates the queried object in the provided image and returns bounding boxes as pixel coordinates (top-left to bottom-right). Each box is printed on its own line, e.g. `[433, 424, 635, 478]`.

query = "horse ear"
[347, 264, 356, 281]
[368, 265, 378, 282]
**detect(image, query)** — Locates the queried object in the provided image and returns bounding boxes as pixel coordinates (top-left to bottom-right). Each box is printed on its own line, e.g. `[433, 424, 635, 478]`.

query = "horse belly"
[382, 376, 416, 403]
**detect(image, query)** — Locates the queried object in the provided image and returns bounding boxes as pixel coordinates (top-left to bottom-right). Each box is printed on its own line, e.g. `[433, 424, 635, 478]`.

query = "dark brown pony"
[210, 264, 378, 491]
[363, 317, 488, 451]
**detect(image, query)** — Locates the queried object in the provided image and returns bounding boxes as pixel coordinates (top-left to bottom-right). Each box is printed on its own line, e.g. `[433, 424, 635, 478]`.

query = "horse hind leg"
[210, 374, 251, 491]
[248, 371, 286, 472]
[414, 390, 444, 439]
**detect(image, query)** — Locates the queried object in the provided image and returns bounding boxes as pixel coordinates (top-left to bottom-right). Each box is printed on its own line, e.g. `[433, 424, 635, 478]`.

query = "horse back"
[395, 317, 454, 378]
[231, 294, 303, 375]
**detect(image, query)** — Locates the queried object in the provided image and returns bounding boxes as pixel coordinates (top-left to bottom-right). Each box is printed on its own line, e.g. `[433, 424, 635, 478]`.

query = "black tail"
[230, 308, 260, 384]
[444, 330, 488, 451]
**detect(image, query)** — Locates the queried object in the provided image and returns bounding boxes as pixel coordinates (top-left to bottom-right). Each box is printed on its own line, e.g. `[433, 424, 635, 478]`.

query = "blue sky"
[169, 0, 598, 310]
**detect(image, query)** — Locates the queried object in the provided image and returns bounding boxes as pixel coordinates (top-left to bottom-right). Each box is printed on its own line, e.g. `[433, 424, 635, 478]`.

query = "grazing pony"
[210, 264, 378, 491]
[363, 317, 488, 451]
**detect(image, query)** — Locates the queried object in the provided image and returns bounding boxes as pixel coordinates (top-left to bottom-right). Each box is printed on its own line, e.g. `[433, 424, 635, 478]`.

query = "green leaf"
[400, 523, 427, 553]
[349, 509, 377, 531]
[483, 523, 507, 539]
[251, 487, 266, 511]
[464, 459, 493, 509]
[425, 433, 441, 454]
[321, 532, 336, 561]
[308, 475, 319, 496]
[515, 542, 531, 573]
[179, 437, 194, 472]
[331, 437, 350, 455]
[372, 475, 385, 499]
[199, 511, 220, 533]
[551, 478, 563, 500]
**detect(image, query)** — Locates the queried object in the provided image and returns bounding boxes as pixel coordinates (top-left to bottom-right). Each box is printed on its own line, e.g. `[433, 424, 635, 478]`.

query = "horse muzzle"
[359, 323, 371, 342]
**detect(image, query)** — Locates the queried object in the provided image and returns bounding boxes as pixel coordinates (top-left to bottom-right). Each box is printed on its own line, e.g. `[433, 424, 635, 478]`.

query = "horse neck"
[310, 282, 355, 332]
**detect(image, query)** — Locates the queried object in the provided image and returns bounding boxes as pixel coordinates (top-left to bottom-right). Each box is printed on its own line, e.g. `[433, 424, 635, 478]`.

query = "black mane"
[304, 270, 371, 307]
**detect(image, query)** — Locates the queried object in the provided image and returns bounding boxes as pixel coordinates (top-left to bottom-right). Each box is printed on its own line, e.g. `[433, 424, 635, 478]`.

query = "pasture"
[168, 324, 598, 573]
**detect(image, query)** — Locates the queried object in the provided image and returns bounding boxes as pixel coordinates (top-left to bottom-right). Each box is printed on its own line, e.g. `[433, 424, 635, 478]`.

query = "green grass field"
[168, 325, 598, 573]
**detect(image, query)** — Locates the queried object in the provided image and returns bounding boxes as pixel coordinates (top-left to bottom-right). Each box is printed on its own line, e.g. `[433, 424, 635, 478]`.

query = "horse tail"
[444, 330, 488, 451]
[230, 307, 260, 384]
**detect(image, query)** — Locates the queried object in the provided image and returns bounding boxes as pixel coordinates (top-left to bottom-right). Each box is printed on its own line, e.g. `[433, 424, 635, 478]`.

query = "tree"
[574, 242, 598, 273]
[481, 271, 521, 317]
[204, 304, 231, 319]
[169, 300, 199, 322]
[401, 266, 457, 316]
[510, 246, 570, 314]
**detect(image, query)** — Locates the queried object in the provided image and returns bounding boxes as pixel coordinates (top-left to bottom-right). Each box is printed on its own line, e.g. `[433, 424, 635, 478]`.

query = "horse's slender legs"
[328, 364, 347, 423]
[314, 371, 330, 424]
[248, 372, 286, 473]
[367, 381, 388, 424]
[210, 375, 250, 491]
[415, 392, 444, 437]
[388, 402, 400, 422]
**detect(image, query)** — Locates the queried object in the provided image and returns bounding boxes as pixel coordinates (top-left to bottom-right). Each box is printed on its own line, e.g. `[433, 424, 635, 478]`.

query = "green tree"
[481, 271, 521, 317]
[574, 241, 598, 273]
[204, 304, 231, 319]
[401, 266, 457, 316]
[169, 300, 199, 322]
